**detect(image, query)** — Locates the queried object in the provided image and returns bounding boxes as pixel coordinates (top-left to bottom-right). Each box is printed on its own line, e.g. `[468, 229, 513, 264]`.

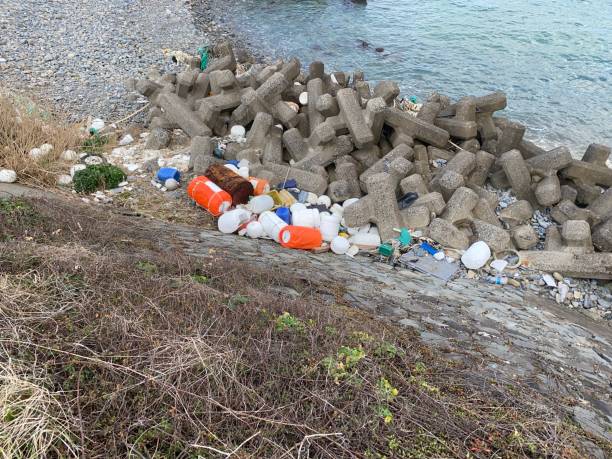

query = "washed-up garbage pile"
[130, 41, 612, 310]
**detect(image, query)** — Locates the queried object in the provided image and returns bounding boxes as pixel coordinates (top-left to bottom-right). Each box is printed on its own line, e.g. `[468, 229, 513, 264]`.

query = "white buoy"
[317, 195, 331, 208]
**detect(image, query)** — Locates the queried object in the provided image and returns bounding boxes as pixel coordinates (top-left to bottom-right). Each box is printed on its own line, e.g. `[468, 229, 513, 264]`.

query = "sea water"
[214, 0, 611, 154]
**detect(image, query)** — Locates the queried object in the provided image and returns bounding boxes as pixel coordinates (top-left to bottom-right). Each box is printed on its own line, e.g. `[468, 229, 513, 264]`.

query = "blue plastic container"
[225, 160, 240, 168]
[157, 167, 180, 182]
[275, 207, 291, 224]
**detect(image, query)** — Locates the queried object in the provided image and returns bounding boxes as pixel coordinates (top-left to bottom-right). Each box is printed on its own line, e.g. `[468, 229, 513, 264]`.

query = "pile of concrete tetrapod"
[133, 42, 612, 279]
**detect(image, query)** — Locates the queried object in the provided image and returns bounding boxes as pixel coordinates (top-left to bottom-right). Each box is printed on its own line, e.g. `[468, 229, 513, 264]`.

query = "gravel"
[0, 0, 237, 122]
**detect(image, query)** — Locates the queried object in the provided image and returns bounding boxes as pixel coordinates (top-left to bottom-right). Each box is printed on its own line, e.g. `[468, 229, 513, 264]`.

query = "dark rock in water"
[375, 47, 385, 53]
[357, 39, 370, 48]
[312, 44, 323, 51]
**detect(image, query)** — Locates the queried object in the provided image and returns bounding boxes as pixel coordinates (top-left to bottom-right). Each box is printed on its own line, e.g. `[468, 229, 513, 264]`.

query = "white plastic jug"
[320, 214, 341, 242]
[461, 241, 491, 269]
[330, 236, 350, 255]
[249, 195, 275, 214]
[290, 202, 307, 214]
[218, 209, 251, 234]
[292, 208, 321, 228]
[259, 211, 288, 242]
[330, 203, 344, 218]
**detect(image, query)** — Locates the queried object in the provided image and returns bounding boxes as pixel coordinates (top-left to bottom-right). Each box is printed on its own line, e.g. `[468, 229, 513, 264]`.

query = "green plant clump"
[73, 164, 125, 194]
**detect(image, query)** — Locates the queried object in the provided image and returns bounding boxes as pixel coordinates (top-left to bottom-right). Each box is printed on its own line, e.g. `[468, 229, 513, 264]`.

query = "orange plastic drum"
[248, 177, 270, 196]
[187, 176, 232, 216]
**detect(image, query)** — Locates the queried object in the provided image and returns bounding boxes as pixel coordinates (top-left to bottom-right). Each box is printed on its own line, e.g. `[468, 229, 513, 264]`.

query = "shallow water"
[214, 0, 611, 154]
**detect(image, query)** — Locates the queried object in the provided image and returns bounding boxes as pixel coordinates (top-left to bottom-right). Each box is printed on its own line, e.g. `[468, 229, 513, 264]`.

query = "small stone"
[83, 155, 104, 166]
[70, 164, 86, 177]
[466, 270, 477, 279]
[119, 134, 134, 146]
[164, 178, 179, 191]
[29, 147, 44, 159]
[553, 272, 564, 282]
[57, 174, 73, 186]
[40, 143, 54, 155]
[542, 274, 556, 287]
[61, 149, 78, 161]
[0, 169, 17, 183]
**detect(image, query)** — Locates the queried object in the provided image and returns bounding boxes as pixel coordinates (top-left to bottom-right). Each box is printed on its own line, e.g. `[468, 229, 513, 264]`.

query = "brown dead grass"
[0, 195, 609, 458]
[0, 94, 82, 186]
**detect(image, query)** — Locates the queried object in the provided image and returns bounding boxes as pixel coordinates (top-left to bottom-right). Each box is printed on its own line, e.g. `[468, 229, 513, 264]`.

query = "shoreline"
[1, 0, 607, 156]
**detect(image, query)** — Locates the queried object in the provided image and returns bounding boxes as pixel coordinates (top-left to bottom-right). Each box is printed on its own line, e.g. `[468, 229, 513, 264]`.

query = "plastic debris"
[461, 241, 491, 270]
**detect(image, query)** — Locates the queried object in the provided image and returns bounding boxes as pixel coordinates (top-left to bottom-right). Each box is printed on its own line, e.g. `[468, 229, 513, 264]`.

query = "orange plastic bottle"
[187, 176, 232, 216]
[279, 226, 323, 250]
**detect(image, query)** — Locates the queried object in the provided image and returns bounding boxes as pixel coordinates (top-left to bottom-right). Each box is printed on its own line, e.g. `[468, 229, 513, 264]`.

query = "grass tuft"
[0, 94, 81, 186]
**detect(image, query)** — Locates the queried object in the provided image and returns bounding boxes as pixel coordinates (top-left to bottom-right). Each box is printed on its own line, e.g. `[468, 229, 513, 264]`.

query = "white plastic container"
[259, 211, 288, 242]
[292, 208, 321, 228]
[249, 195, 275, 214]
[320, 214, 341, 242]
[330, 236, 350, 255]
[90, 118, 105, 132]
[218, 209, 251, 234]
[461, 241, 491, 269]
[246, 221, 264, 239]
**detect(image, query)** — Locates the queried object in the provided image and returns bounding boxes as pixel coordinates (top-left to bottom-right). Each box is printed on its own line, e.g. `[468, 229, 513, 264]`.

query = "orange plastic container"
[248, 177, 270, 196]
[187, 176, 232, 216]
[279, 225, 323, 250]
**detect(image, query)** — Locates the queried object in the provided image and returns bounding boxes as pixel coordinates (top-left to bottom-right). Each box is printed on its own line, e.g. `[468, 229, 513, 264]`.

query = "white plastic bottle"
[218, 209, 251, 234]
[320, 214, 341, 242]
[258, 211, 288, 242]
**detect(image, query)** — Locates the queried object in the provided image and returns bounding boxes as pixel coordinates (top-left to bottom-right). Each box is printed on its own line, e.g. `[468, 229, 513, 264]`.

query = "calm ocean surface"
[215, 0, 611, 154]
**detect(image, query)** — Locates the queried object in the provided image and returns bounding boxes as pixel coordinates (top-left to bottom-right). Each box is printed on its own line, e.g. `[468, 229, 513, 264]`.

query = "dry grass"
[0, 94, 82, 186]
[0, 196, 609, 458]
[0, 358, 80, 459]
